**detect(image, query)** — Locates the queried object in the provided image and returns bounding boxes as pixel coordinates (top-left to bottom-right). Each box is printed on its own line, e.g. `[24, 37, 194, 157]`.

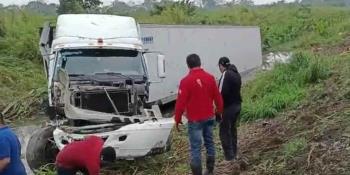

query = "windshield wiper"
[94, 72, 122, 75]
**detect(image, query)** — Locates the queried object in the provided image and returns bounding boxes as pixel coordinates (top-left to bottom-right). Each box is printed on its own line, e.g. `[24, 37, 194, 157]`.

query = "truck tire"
[26, 126, 59, 171]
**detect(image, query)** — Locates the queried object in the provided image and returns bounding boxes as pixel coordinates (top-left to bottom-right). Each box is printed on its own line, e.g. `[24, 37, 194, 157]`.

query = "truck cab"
[27, 14, 173, 171]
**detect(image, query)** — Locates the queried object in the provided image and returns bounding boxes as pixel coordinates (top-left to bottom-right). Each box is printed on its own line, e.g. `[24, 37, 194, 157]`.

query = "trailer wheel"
[26, 126, 59, 171]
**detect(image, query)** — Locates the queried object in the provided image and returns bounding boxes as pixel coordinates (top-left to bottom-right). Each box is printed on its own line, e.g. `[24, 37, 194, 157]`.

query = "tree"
[82, 0, 102, 9]
[103, 0, 133, 15]
[57, 0, 84, 14]
[25, 1, 57, 15]
[151, 0, 196, 17]
[57, 0, 102, 14]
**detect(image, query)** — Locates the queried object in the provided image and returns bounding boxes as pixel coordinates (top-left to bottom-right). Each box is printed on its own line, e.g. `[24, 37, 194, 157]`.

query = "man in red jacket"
[175, 54, 223, 175]
[55, 136, 116, 175]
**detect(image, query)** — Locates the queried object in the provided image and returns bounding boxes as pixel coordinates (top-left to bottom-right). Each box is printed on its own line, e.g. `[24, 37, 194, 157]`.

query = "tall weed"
[241, 52, 331, 121]
[0, 10, 49, 62]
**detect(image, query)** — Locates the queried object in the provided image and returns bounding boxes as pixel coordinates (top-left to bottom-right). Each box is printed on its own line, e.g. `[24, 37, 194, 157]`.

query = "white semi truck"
[26, 14, 262, 170]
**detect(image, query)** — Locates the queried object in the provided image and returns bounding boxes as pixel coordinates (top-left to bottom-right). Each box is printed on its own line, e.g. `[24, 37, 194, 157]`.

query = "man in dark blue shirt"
[0, 113, 26, 175]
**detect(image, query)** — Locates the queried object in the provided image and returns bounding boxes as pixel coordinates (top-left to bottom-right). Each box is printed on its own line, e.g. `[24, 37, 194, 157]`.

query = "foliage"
[57, 0, 102, 14]
[148, 0, 196, 23]
[34, 164, 56, 175]
[0, 10, 50, 62]
[0, 56, 46, 119]
[101, 0, 146, 16]
[25, 1, 57, 15]
[241, 52, 331, 121]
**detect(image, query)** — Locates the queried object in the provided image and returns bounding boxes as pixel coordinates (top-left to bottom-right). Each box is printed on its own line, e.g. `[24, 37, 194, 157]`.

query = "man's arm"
[174, 80, 190, 124]
[0, 138, 11, 172]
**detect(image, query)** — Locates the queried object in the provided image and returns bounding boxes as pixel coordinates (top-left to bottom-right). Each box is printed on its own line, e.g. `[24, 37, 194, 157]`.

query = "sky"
[0, 0, 295, 6]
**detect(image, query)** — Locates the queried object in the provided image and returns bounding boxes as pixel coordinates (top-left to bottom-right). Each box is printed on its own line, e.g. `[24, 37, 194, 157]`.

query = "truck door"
[39, 22, 55, 78]
[143, 52, 167, 103]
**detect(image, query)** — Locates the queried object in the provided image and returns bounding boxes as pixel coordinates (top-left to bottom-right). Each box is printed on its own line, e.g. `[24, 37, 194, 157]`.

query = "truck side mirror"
[157, 54, 166, 78]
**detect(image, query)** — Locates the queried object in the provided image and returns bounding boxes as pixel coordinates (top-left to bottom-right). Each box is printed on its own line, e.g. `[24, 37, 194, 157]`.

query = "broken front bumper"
[53, 118, 174, 159]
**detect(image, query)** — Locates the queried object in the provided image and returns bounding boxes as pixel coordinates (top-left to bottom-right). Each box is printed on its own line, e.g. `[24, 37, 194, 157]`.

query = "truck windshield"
[56, 49, 145, 76]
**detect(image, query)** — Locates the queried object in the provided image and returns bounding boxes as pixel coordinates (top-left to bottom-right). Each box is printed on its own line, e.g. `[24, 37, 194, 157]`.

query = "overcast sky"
[0, 0, 295, 6]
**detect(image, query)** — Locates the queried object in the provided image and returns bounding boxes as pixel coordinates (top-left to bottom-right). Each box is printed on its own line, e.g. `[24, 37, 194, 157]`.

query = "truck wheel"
[26, 126, 59, 171]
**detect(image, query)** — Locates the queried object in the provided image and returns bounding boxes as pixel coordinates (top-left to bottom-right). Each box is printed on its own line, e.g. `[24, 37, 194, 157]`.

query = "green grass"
[0, 10, 48, 119]
[0, 56, 46, 119]
[0, 10, 52, 62]
[241, 52, 331, 121]
[34, 164, 56, 175]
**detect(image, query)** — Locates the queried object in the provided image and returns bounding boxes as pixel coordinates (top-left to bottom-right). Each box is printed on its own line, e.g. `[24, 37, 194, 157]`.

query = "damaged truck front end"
[53, 118, 173, 159]
[52, 48, 173, 156]
[27, 15, 173, 171]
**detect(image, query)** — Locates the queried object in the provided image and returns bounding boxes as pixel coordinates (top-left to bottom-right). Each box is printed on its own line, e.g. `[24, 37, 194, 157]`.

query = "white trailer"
[140, 24, 262, 104]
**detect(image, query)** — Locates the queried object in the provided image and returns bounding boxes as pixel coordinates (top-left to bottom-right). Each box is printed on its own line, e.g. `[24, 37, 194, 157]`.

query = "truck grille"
[79, 89, 130, 114]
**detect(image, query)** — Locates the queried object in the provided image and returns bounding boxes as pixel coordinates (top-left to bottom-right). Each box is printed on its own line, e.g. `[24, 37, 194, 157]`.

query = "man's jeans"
[219, 104, 241, 161]
[188, 118, 215, 167]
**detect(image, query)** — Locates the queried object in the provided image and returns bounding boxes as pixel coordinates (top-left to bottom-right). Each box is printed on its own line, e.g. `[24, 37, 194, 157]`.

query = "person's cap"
[101, 147, 116, 162]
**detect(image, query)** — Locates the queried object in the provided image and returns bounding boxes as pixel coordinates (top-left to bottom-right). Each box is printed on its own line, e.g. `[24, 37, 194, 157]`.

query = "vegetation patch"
[241, 52, 331, 121]
[0, 56, 46, 120]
